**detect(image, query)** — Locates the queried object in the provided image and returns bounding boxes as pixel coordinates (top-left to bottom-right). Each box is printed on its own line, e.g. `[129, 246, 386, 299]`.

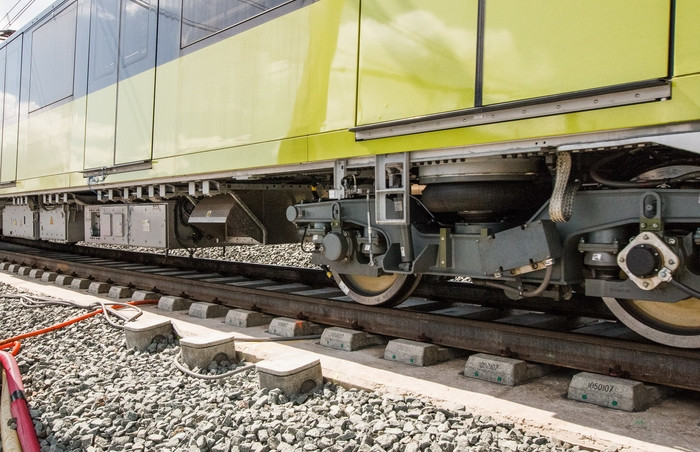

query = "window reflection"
[181, 0, 289, 47]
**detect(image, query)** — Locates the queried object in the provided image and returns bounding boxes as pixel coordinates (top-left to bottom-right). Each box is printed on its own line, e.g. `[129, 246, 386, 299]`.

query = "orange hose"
[0, 299, 159, 354]
[0, 342, 20, 356]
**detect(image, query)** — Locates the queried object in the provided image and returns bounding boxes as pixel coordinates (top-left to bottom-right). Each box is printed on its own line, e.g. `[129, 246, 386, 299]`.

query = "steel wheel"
[602, 297, 700, 348]
[335, 272, 421, 307]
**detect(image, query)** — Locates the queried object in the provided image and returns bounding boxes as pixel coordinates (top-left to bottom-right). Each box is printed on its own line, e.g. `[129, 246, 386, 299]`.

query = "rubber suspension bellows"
[549, 152, 579, 222]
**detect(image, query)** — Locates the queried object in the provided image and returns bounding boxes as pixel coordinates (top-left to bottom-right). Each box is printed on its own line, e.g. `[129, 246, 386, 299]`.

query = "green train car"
[0, 0, 699, 347]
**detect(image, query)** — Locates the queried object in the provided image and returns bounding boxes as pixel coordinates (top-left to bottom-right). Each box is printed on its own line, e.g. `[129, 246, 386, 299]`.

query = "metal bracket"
[82, 160, 152, 178]
[375, 153, 410, 225]
[640, 191, 663, 233]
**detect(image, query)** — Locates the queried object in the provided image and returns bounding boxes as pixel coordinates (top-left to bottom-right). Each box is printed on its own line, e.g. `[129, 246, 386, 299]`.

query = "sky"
[0, 0, 56, 32]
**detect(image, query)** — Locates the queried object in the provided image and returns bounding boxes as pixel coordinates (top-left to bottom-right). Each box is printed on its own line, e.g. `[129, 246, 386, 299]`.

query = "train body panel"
[481, 0, 670, 104]
[357, 0, 480, 124]
[0, 0, 696, 196]
[0, 0, 699, 348]
[675, 0, 700, 77]
[152, 0, 358, 161]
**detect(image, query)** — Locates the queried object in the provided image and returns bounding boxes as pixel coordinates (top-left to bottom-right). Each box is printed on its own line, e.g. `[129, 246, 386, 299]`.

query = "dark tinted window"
[181, 0, 289, 47]
[29, 3, 77, 110]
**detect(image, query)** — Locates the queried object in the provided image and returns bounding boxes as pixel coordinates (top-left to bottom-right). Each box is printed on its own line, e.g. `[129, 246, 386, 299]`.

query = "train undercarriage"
[2, 139, 699, 349]
[285, 144, 700, 349]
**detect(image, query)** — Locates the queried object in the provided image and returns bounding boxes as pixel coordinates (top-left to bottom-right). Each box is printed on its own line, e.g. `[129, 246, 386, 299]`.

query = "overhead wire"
[6, 0, 35, 29]
[0, 0, 25, 28]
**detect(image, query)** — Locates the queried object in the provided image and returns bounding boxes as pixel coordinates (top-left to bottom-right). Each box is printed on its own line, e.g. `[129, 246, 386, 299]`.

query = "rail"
[0, 239, 698, 391]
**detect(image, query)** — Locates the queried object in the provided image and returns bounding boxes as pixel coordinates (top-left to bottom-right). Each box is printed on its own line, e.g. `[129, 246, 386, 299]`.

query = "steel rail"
[0, 243, 698, 391]
[0, 238, 614, 319]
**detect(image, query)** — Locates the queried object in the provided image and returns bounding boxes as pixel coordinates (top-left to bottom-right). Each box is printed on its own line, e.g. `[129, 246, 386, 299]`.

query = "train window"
[121, 0, 152, 67]
[0, 47, 5, 128]
[29, 3, 77, 111]
[2, 39, 20, 122]
[181, 0, 289, 47]
[90, 0, 119, 81]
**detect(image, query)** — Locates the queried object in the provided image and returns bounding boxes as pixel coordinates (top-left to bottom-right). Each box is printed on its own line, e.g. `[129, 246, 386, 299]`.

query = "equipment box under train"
[3, 205, 39, 240]
[84, 204, 170, 248]
[40, 205, 84, 242]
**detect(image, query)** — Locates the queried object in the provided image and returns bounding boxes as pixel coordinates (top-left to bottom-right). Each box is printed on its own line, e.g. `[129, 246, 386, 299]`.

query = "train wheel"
[335, 272, 421, 307]
[602, 297, 700, 348]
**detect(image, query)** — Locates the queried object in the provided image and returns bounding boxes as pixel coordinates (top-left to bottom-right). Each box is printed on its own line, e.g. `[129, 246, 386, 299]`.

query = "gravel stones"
[0, 284, 592, 452]
[77, 242, 315, 269]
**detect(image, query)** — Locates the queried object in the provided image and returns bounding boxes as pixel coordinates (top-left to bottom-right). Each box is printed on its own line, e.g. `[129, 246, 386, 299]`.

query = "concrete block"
[55, 275, 75, 286]
[464, 353, 552, 386]
[124, 318, 173, 351]
[88, 281, 111, 294]
[131, 290, 160, 301]
[28, 269, 44, 279]
[568, 372, 667, 412]
[40, 272, 58, 283]
[180, 334, 237, 370]
[107, 286, 134, 299]
[268, 317, 324, 337]
[70, 278, 92, 290]
[7, 264, 21, 273]
[384, 339, 456, 366]
[188, 302, 229, 319]
[225, 309, 273, 328]
[257, 354, 323, 396]
[17, 266, 32, 276]
[320, 327, 384, 351]
[158, 296, 193, 311]
[0, 262, 11, 271]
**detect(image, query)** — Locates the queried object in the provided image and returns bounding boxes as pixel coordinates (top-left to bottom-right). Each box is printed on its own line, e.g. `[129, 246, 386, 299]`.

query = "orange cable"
[0, 299, 159, 355]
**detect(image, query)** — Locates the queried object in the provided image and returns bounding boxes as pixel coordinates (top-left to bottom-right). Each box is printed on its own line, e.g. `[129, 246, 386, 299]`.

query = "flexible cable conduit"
[0, 351, 40, 452]
[1, 370, 21, 452]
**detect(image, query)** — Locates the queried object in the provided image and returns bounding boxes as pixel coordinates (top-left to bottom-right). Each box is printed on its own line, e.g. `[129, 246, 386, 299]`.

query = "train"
[0, 0, 698, 348]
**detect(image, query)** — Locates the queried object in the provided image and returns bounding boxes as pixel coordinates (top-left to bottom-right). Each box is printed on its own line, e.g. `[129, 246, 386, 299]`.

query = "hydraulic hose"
[1, 370, 21, 452]
[668, 278, 700, 299]
[474, 264, 554, 299]
[0, 351, 40, 452]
